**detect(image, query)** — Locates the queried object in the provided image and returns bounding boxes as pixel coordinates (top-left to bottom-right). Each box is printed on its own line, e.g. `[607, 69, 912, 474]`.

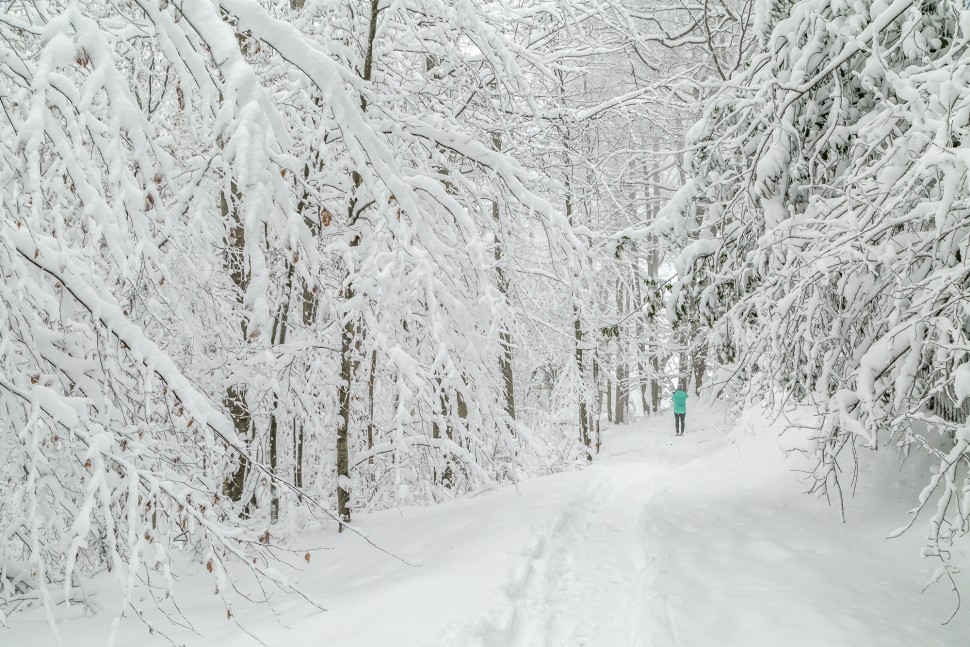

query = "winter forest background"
[2, 0, 970, 643]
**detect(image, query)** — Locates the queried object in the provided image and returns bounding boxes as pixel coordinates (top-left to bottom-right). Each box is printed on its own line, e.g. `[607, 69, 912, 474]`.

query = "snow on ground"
[4, 469, 588, 647]
[451, 403, 970, 646]
[7, 403, 969, 646]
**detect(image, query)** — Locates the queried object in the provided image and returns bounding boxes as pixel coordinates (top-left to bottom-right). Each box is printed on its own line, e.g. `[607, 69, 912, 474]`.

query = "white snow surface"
[7, 403, 969, 646]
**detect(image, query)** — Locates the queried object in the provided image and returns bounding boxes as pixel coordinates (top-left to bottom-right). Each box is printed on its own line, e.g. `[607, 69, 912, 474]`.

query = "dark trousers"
[674, 413, 686, 435]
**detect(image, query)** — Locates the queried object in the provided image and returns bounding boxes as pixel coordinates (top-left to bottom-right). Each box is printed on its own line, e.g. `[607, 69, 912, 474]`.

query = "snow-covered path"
[9, 405, 970, 646]
[461, 453, 661, 646]
[454, 405, 969, 647]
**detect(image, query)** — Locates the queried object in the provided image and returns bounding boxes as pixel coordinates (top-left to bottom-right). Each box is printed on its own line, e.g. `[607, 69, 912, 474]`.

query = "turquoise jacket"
[672, 390, 688, 414]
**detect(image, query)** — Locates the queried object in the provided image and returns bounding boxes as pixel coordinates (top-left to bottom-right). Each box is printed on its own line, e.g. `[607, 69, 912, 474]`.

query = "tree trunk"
[267, 265, 294, 525]
[293, 419, 303, 490]
[366, 348, 377, 458]
[335, 0, 381, 530]
[642, 155, 664, 414]
[494, 217, 516, 423]
[614, 278, 626, 425]
[293, 165, 322, 491]
[692, 337, 707, 395]
[692, 359, 705, 395]
[294, 232, 316, 491]
[564, 179, 592, 460]
[606, 379, 614, 424]
[492, 134, 516, 423]
[336, 284, 355, 526]
[635, 276, 648, 416]
[592, 354, 602, 453]
[593, 356, 603, 429]
[432, 376, 455, 489]
[222, 385, 254, 511]
[336, 233, 359, 528]
[678, 331, 690, 391]
[220, 182, 257, 513]
[574, 309, 592, 460]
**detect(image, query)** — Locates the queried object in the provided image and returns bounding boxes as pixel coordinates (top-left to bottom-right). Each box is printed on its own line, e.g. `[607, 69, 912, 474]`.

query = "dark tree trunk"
[606, 379, 614, 424]
[223, 385, 254, 512]
[492, 134, 516, 423]
[614, 278, 626, 424]
[692, 342, 707, 395]
[335, 0, 381, 530]
[293, 419, 303, 490]
[366, 348, 377, 459]
[574, 310, 592, 461]
[432, 376, 455, 489]
[220, 182, 257, 513]
[634, 277, 649, 416]
[336, 247, 357, 528]
[267, 265, 294, 524]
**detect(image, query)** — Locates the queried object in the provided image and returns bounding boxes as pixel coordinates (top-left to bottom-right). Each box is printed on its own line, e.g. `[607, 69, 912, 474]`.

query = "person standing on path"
[672, 386, 688, 436]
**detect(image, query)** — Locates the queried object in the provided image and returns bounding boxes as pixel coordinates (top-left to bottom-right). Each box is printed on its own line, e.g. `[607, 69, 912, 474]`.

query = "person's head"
[677, 381, 686, 392]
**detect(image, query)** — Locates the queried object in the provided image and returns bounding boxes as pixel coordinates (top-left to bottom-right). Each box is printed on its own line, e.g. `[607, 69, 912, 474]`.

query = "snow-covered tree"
[663, 0, 970, 615]
[0, 0, 332, 636]
[1, 0, 766, 636]
[0, 0, 637, 634]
